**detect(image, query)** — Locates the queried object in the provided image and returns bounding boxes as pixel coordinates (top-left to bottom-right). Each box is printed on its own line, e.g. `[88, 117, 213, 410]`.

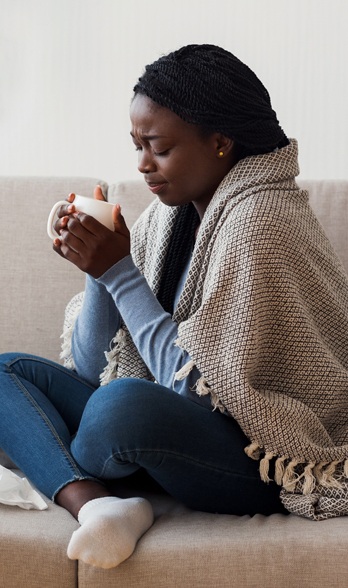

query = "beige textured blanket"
[62, 139, 348, 520]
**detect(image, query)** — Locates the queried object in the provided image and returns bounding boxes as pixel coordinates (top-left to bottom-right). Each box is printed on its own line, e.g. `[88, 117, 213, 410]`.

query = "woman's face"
[130, 94, 234, 220]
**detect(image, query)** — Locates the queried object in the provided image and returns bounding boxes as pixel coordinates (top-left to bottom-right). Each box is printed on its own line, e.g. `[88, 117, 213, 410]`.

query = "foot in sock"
[67, 496, 154, 569]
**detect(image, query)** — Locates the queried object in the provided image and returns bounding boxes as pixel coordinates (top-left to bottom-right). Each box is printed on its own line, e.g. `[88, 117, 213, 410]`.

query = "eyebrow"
[130, 132, 167, 140]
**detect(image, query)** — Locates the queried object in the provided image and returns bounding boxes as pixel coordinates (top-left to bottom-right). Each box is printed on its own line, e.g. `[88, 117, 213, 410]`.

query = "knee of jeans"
[78, 378, 169, 442]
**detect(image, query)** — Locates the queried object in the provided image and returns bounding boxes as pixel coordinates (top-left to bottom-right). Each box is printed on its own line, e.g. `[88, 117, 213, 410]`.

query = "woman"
[1, 44, 348, 569]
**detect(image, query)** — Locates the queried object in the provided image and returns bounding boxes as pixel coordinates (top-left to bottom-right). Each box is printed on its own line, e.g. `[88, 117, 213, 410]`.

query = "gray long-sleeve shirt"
[71, 254, 212, 408]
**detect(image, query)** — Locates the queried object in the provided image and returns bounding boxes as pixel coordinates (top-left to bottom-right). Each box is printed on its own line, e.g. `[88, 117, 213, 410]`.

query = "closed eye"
[153, 149, 169, 156]
[134, 146, 169, 157]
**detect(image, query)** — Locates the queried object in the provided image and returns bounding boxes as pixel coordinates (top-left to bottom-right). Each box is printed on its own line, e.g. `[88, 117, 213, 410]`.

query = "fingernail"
[68, 205, 74, 212]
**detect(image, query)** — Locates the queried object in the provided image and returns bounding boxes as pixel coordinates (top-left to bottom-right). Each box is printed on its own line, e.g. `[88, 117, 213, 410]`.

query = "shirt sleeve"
[71, 274, 122, 387]
[96, 254, 207, 403]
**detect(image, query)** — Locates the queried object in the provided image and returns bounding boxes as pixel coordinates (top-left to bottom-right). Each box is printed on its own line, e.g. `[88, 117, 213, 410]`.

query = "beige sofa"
[1, 176, 348, 588]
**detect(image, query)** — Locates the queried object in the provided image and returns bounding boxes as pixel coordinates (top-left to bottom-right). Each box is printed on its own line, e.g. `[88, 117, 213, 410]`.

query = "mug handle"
[47, 200, 69, 239]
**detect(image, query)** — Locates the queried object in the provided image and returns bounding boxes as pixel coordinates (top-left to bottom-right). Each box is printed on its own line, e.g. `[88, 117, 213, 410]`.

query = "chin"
[158, 193, 190, 208]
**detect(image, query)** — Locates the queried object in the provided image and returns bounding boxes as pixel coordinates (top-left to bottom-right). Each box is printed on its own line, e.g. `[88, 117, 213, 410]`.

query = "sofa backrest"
[0, 177, 347, 364]
[298, 179, 348, 275]
[0, 177, 107, 361]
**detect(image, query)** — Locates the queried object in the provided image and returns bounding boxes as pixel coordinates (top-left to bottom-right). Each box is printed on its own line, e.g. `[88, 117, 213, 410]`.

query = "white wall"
[1, 0, 347, 184]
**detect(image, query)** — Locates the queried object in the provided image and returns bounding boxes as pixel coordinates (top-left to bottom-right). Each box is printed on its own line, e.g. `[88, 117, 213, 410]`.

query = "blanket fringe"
[281, 459, 301, 492]
[344, 459, 348, 478]
[195, 375, 226, 413]
[245, 446, 347, 495]
[196, 376, 210, 396]
[173, 360, 195, 383]
[244, 443, 263, 460]
[59, 305, 83, 371]
[99, 329, 127, 386]
[172, 352, 226, 414]
[319, 460, 342, 489]
[259, 452, 276, 483]
[274, 456, 287, 485]
[174, 337, 185, 352]
[302, 462, 316, 495]
[313, 461, 329, 484]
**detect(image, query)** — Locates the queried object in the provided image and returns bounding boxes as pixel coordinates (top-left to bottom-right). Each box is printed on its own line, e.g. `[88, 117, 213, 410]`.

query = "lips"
[146, 181, 167, 194]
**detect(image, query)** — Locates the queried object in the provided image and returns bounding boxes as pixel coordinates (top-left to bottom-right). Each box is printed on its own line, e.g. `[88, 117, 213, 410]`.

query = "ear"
[214, 134, 234, 159]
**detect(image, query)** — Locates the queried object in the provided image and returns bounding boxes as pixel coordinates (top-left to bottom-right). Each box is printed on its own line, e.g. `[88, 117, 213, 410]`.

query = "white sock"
[67, 496, 154, 569]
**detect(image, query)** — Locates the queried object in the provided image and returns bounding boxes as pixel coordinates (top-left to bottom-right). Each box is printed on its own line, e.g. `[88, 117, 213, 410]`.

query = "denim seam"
[7, 356, 96, 390]
[8, 368, 84, 479]
[101, 448, 262, 481]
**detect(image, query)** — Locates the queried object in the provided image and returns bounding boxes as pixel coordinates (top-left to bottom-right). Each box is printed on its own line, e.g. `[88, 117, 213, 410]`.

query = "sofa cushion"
[78, 509, 348, 588]
[0, 473, 78, 588]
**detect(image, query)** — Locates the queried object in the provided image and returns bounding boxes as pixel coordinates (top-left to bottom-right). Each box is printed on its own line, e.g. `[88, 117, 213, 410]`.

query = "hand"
[53, 186, 131, 279]
[53, 186, 107, 236]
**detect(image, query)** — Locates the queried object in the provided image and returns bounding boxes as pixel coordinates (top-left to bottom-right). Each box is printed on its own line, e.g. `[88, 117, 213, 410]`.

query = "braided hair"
[133, 44, 289, 314]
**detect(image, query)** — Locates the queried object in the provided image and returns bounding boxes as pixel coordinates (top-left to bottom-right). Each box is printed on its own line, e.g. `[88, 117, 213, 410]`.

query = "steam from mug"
[47, 195, 115, 239]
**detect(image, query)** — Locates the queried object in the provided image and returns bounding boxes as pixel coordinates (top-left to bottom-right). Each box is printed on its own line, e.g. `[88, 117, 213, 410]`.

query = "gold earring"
[218, 151, 224, 157]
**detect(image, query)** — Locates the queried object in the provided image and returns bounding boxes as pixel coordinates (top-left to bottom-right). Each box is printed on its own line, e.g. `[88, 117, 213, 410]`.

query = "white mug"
[47, 194, 115, 239]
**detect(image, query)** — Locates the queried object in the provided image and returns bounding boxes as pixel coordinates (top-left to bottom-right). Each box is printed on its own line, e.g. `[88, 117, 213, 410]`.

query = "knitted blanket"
[61, 139, 348, 520]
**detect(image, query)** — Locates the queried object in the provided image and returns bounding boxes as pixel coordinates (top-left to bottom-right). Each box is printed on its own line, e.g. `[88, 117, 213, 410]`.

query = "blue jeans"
[0, 353, 286, 516]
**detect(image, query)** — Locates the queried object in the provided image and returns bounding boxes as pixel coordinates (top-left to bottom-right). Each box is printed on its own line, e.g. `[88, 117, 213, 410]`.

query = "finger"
[53, 238, 65, 259]
[71, 211, 104, 236]
[56, 193, 76, 220]
[60, 226, 87, 254]
[94, 185, 106, 201]
[53, 235, 82, 268]
[112, 205, 130, 237]
[53, 215, 70, 235]
[59, 241, 82, 266]
[56, 202, 75, 219]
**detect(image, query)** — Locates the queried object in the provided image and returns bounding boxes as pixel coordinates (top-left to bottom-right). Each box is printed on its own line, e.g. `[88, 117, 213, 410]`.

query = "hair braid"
[134, 44, 288, 151]
[157, 204, 199, 315]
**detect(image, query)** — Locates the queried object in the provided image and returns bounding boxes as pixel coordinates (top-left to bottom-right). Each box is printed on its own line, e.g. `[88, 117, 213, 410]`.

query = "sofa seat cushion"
[78, 508, 348, 588]
[0, 472, 78, 588]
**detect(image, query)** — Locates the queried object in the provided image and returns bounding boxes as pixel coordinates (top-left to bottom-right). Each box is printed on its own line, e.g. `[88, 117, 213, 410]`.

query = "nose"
[137, 148, 156, 174]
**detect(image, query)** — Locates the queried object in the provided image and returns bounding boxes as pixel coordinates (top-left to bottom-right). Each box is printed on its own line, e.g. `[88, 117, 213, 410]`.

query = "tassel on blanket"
[320, 460, 342, 489]
[172, 352, 226, 413]
[195, 376, 226, 413]
[259, 452, 276, 483]
[244, 443, 263, 460]
[302, 462, 316, 495]
[60, 330, 76, 370]
[274, 456, 287, 486]
[99, 329, 127, 386]
[313, 461, 328, 484]
[173, 360, 195, 383]
[344, 459, 348, 478]
[282, 459, 301, 492]
[196, 376, 210, 396]
[59, 303, 84, 370]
